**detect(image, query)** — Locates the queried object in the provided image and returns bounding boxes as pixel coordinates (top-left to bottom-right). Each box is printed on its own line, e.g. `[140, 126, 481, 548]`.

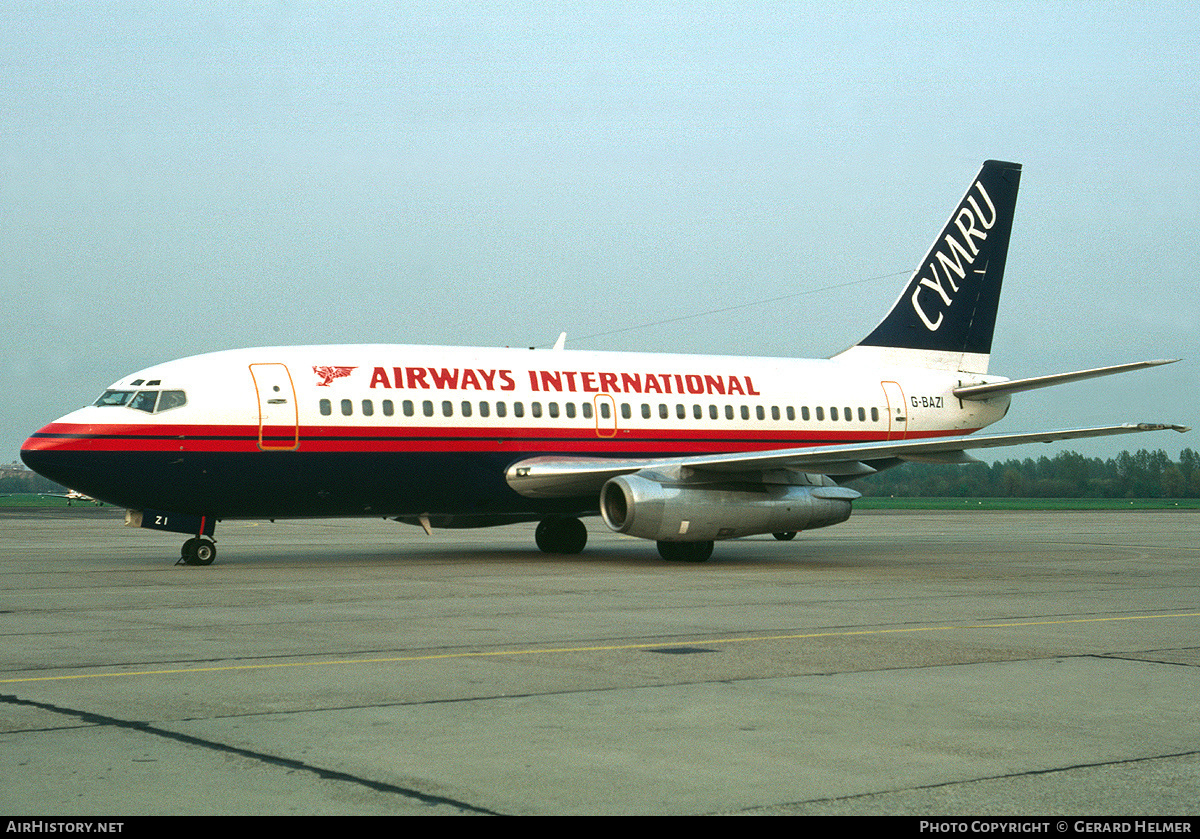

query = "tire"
[535, 517, 588, 554]
[656, 540, 714, 563]
[182, 538, 217, 566]
[773, 531, 797, 541]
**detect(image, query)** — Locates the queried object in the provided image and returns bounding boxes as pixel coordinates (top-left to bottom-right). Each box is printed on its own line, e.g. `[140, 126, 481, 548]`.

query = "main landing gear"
[535, 516, 588, 554]
[179, 537, 217, 566]
[656, 540, 714, 563]
[534, 517, 715, 562]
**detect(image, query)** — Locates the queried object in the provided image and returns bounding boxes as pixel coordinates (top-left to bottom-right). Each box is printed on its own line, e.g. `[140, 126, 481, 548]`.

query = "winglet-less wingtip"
[1137, 422, 1190, 433]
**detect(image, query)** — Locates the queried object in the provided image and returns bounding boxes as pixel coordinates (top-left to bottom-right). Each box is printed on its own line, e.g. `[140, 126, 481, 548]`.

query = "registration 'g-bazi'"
[21, 161, 1187, 565]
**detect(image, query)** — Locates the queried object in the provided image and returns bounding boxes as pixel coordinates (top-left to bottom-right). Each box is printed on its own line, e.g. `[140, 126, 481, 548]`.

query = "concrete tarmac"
[1, 508, 1198, 816]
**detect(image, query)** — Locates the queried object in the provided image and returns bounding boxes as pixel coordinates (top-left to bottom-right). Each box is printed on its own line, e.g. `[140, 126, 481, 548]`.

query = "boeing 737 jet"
[21, 160, 1186, 565]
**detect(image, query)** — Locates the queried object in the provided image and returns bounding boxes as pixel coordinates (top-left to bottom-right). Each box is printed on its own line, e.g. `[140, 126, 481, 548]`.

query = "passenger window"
[676, 404, 686, 419]
[621, 403, 632, 420]
[831, 407, 839, 421]
[479, 401, 490, 418]
[858, 407, 866, 422]
[319, 399, 332, 416]
[582, 403, 593, 419]
[801, 406, 810, 421]
[709, 405, 718, 420]
[741, 405, 750, 420]
[693, 404, 702, 419]
[816, 407, 824, 421]
[548, 402, 559, 419]
[341, 399, 353, 416]
[461, 401, 472, 417]
[600, 402, 611, 419]
[496, 402, 507, 418]
[531, 402, 542, 418]
[442, 401, 453, 417]
[871, 407, 879, 422]
[642, 403, 651, 419]
[382, 400, 394, 417]
[566, 403, 576, 419]
[423, 400, 434, 417]
[659, 404, 669, 420]
[362, 400, 374, 416]
[771, 406, 780, 421]
[513, 402, 524, 418]
[845, 406, 852, 421]
[756, 406, 765, 420]
[403, 400, 414, 417]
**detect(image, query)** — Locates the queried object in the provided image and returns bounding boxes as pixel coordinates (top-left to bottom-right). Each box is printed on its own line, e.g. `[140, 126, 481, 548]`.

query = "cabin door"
[880, 381, 908, 441]
[250, 363, 300, 451]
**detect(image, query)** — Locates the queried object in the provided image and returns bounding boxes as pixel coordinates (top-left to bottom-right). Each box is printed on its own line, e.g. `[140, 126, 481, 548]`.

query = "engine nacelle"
[600, 473, 858, 542]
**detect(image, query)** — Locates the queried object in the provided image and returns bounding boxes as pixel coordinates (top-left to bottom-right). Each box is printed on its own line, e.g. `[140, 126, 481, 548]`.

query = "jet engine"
[600, 472, 859, 542]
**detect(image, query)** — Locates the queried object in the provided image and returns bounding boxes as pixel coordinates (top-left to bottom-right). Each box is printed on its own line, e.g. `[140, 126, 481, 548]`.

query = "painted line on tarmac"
[3, 611, 1198, 685]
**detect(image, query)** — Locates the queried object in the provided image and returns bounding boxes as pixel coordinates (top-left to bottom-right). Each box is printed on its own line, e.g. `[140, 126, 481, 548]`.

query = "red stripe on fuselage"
[24, 421, 977, 455]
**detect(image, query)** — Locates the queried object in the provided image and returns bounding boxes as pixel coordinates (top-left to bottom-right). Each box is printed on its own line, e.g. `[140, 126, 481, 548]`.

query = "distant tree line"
[0, 469, 65, 494]
[851, 448, 1200, 499]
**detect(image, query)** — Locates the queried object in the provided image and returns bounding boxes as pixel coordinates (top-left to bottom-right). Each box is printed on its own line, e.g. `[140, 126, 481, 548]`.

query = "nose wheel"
[179, 537, 217, 566]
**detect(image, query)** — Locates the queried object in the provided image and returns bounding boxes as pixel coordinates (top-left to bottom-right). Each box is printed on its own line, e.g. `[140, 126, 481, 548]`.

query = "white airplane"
[20, 160, 1186, 565]
[40, 488, 103, 506]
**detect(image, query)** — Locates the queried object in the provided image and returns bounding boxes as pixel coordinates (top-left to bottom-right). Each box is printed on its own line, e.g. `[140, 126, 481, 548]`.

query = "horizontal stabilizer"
[954, 359, 1180, 400]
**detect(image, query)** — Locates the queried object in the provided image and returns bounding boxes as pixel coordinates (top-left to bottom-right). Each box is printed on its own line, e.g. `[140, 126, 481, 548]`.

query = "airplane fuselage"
[21, 344, 1010, 521]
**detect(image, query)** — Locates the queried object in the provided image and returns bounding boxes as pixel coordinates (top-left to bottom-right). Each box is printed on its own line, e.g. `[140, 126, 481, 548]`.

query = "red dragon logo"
[313, 366, 357, 386]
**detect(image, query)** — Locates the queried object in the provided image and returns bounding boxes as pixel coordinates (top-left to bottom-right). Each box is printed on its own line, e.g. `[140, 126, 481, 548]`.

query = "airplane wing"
[505, 423, 1190, 498]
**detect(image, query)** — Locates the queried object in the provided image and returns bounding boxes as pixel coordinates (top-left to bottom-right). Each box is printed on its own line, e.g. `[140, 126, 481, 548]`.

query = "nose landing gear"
[125, 509, 218, 566]
[178, 537, 217, 566]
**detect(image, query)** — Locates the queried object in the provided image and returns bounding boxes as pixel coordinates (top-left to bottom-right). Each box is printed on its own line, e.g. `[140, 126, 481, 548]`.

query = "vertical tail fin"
[834, 160, 1022, 373]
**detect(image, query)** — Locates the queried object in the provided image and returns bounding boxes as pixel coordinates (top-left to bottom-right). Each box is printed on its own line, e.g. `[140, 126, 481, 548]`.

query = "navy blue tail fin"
[835, 160, 1022, 373]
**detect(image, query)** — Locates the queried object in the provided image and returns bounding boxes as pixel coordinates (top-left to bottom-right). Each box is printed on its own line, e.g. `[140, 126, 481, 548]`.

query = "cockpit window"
[94, 389, 187, 413]
[158, 390, 187, 412]
[129, 391, 158, 413]
[95, 390, 134, 407]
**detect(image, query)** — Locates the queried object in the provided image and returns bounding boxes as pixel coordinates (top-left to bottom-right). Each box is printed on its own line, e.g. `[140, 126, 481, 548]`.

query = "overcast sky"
[3, 2, 1196, 464]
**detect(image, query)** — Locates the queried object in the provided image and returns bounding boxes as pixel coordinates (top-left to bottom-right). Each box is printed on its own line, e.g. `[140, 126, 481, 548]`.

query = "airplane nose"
[21, 422, 94, 494]
[22, 424, 61, 472]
